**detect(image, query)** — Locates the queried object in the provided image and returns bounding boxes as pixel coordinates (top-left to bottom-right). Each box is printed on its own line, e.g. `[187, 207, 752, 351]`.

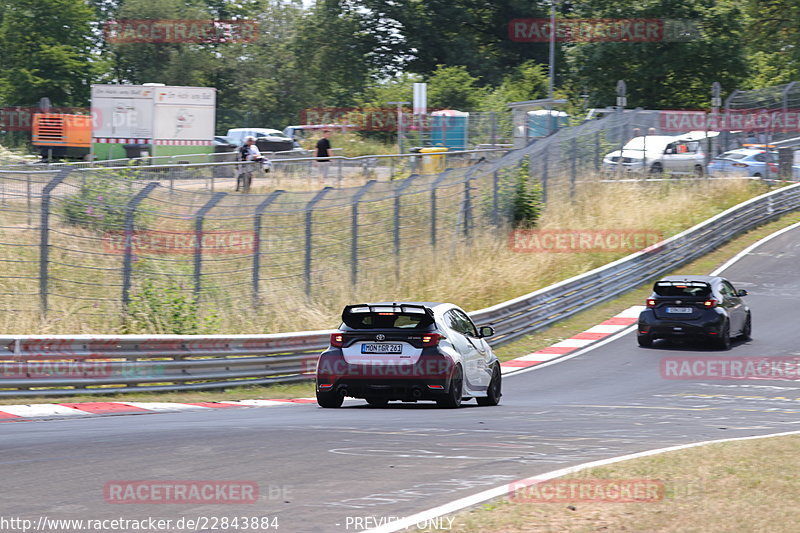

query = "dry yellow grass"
[0, 178, 770, 335]
[418, 435, 800, 533]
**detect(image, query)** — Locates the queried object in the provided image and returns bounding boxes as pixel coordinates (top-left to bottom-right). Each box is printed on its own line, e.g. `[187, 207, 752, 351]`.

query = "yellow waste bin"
[419, 146, 448, 174]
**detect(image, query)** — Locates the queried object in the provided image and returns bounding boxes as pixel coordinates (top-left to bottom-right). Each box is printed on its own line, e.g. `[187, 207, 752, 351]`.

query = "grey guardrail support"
[193, 192, 227, 298]
[351, 180, 377, 286]
[38, 168, 74, 315]
[122, 182, 160, 307]
[252, 190, 285, 307]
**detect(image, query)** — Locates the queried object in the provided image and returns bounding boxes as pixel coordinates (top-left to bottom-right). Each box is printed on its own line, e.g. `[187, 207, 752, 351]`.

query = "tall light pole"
[387, 101, 410, 154]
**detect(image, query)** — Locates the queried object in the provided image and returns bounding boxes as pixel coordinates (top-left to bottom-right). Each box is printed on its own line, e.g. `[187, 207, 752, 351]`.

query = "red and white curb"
[499, 305, 644, 375]
[0, 306, 644, 422]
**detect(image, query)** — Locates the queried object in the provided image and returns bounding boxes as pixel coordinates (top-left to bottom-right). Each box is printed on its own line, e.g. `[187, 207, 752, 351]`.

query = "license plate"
[666, 307, 693, 314]
[361, 343, 403, 354]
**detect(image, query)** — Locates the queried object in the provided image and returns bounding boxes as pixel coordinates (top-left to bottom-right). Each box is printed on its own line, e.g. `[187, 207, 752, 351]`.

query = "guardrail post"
[351, 180, 377, 286]
[121, 182, 159, 307]
[193, 192, 227, 299]
[304, 187, 333, 296]
[394, 175, 418, 280]
[252, 190, 285, 307]
[429, 169, 452, 248]
[39, 168, 73, 315]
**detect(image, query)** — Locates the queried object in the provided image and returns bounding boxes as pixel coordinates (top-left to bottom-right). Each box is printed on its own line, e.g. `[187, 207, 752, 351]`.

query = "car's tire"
[714, 322, 732, 350]
[754, 173, 762, 178]
[477, 365, 502, 406]
[694, 165, 704, 177]
[650, 162, 663, 174]
[365, 397, 388, 407]
[437, 366, 463, 409]
[637, 334, 653, 348]
[740, 313, 752, 341]
[316, 388, 344, 408]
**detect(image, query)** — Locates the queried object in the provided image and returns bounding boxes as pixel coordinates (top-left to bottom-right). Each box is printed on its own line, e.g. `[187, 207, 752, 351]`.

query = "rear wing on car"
[653, 280, 712, 298]
[342, 303, 435, 329]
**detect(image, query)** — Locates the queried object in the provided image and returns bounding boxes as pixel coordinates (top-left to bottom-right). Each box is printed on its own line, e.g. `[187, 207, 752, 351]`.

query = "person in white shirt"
[237, 136, 262, 192]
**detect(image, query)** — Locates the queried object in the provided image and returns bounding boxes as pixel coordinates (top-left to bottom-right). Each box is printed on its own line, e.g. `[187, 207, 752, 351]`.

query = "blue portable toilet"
[528, 109, 569, 138]
[430, 110, 469, 150]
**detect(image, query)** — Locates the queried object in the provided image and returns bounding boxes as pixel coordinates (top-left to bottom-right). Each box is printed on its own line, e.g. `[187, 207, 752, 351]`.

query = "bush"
[61, 172, 143, 232]
[124, 278, 219, 335]
[512, 160, 542, 227]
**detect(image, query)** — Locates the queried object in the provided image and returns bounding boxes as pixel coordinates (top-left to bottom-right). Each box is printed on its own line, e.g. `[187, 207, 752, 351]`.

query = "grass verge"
[417, 434, 800, 533]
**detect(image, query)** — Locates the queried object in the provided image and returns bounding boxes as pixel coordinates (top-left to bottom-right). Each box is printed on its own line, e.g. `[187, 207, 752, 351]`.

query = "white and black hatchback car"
[315, 302, 501, 408]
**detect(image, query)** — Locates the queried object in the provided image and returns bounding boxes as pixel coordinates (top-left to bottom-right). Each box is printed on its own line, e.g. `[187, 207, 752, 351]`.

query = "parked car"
[315, 302, 502, 408]
[707, 148, 778, 178]
[637, 275, 751, 349]
[603, 131, 718, 176]
[225, 128, 295, 152]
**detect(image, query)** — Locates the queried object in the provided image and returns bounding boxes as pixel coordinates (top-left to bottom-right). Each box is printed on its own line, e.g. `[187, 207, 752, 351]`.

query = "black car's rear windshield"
[653, 281, 711, 298]
[342, 306, 434, 329]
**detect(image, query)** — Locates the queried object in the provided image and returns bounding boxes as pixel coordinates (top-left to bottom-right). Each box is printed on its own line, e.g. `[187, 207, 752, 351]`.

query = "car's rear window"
[342, 306, 434, 329]
[654, 281, 711, 298]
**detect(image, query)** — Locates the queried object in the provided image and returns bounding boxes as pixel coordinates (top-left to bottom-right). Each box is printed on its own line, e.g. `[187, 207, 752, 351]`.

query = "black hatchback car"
[637, 275, 751, 349]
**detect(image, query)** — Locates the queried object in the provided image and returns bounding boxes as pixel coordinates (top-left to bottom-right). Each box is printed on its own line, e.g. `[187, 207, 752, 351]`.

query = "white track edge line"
[710, 220, 800, 276]
[362, 429, 800, 533]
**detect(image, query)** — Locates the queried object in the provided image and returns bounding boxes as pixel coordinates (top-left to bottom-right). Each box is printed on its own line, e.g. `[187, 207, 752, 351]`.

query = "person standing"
[315, 130, 333, 182]
[237, 136, 262, 192]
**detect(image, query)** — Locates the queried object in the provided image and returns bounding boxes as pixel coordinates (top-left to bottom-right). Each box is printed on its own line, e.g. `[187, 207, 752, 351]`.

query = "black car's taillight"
[646, 298, 657, 308]
[703, 299, 717, 309]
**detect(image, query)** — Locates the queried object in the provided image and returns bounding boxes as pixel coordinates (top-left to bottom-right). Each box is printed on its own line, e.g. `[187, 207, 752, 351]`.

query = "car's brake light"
[703, 299, 717, 308]
[646, 298, 657, 307]
[421, 333, 443, 347]
[330, 333, 344, 347]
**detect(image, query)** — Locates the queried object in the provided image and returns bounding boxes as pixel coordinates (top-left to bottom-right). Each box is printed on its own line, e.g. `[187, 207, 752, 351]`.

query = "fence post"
[121, 182, 159, 307]
[304, 187, 333, 296]
[492, 170, 500, 226]
[252, 190, 285, 307]
[490, 111, 498, 146]
[570, 137, 577, 199]
[39, 168, 73, 315]
[429, 169, 452, 248]
[193, 192, 227, 299]
[541, 154, 549, 203]
[594, 132, 601, 172]
[463, 177, 473, 238]
[394, 175, 418, 280]
[351, 180, 377, 287]
[26, 173, 32, 227]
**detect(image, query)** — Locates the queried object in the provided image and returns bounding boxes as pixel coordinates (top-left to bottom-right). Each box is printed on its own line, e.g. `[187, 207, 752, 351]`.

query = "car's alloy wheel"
[316, 388, 344, 408]
[715, 322, 731, 350]
[740, 314, 752, 340]
[694, 165, 704, 177]
[437, 366, 463, 408]
[477, 365, 502, 406]
[650, 163, 663, 174]
[637, 334, 653, 348]
[365, 397, 388, 407]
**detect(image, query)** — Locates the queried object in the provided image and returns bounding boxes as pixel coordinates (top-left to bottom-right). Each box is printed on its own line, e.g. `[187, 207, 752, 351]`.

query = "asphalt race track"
[3, 226, 800, 533]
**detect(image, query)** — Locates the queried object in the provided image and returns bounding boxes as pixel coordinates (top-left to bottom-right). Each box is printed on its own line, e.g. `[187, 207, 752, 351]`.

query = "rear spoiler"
[342, 303, 434, 320]
[655, 281, 710, 288]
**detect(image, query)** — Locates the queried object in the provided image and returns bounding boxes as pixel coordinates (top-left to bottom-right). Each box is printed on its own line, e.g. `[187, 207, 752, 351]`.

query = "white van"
[603, 131, 719, 175]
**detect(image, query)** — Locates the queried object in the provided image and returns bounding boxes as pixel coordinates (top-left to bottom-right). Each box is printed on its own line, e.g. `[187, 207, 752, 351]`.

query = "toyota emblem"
[376, 334, 385, 341]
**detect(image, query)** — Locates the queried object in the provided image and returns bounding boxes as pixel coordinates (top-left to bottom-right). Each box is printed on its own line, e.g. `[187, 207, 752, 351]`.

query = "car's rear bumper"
[638, 310, 725, 340]
[316, 351, 455, 400]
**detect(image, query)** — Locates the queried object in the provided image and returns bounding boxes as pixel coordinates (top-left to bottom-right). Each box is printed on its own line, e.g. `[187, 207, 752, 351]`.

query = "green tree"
[565, 0, 748, 109]
[742, 0, 800, 87]
[0, 0, 96, 105]
[426, 65, 486, 110]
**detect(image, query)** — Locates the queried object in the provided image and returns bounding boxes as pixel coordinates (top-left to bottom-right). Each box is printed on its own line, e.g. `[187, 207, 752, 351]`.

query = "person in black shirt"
[315, 130, 333, 182]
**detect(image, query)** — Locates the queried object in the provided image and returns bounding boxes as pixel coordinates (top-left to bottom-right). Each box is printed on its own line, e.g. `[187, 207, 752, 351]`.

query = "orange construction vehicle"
[32, 113, 91, 160]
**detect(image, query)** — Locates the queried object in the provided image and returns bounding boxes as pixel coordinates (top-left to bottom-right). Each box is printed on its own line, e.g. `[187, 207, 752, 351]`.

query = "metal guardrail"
[1, 183, 799, 397]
